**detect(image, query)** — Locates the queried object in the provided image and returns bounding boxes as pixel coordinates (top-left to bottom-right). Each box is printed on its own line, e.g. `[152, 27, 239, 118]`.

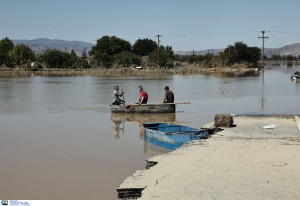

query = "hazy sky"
[1, 0, 300, 50]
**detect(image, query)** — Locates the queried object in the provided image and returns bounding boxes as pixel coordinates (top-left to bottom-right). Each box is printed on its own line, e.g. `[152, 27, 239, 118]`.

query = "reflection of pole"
[261, 69, 265, 111]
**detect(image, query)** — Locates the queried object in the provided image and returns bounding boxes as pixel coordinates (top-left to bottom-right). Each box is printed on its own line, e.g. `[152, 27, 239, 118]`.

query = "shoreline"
[117, 115, 300, 200]
[0, 66, 259, 77]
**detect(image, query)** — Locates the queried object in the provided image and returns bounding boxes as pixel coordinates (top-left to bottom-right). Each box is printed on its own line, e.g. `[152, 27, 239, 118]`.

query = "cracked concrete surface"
[118, 116, 300, 200]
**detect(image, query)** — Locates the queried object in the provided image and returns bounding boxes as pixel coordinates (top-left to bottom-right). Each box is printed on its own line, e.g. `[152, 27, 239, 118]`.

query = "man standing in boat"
[137, 86, 148, 105]
[163, 86, 174, 103]
[112, 86, 125, 105]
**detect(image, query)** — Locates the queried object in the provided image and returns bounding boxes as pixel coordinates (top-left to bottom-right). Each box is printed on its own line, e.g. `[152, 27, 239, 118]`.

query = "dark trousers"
[112, 100, 125, 105]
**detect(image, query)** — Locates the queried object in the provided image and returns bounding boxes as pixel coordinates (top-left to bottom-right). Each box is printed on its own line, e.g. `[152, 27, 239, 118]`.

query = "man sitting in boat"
[112, 86, 125, 105]
[163, 86, 174, 103]
[137, 86, 148, 105]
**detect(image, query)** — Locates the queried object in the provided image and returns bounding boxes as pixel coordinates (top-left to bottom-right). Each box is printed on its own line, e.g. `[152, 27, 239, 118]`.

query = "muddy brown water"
[1, 64, 300, 199]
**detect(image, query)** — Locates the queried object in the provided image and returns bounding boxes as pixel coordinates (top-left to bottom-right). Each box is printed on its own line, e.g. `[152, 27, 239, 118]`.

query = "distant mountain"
[264, 43, 300, 57]
[13, 38, 94, 57]
[175, 43, 300, 57]
[175, 49, 224, 56]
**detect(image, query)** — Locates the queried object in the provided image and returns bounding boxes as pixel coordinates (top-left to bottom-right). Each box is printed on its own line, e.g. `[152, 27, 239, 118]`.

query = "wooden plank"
[124, 102, 190, 106]
[295, 116, 300, 131]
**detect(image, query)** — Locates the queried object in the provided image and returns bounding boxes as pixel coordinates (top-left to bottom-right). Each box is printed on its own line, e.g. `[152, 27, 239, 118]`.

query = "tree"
[0, 37, 14, 66]
[8, 44, 35, 66]
[114, 51, 141, 67]
[286, 55, 295, 61]
[271, 54, 282, 60]
[220, 42, 261, 66]
[246, 47, 261, 66]
[89, 36, 132, 67]
[149, 45, 175, 67]
[91, 51, 114, 68]
[233, 41, 248, 62]
[89, 36, 131, 56]
[41, 49, 81, 68]
[132, 38, 157, 56]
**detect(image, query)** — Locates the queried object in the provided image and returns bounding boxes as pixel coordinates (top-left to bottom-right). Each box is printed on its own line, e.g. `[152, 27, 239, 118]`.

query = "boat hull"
[143, 122, 208, 150]
[110, 104, 176, 113]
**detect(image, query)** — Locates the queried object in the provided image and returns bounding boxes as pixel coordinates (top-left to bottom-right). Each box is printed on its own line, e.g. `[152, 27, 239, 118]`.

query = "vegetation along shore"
[1, 35, 262, 76]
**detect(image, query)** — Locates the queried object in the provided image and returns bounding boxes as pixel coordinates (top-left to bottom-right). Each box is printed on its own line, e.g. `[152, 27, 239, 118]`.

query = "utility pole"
[258, 31, 269, 69]
[155, 35, 162, 67]
[192, 49, 195, 64]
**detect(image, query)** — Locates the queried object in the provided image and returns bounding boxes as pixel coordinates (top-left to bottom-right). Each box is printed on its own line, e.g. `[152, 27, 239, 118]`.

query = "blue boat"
[143, 122, 209, 150]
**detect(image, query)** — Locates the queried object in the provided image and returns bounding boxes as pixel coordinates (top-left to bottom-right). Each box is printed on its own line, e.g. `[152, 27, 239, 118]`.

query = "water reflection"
[110, 113, 176, 138]
[212, 70, 260, 78]
[110, 113, 176, 123]
[261, 69, 265, 112]
[143, 140, 172, 157]
[111, 121, 124, 139]
[110, 113, 177, 156]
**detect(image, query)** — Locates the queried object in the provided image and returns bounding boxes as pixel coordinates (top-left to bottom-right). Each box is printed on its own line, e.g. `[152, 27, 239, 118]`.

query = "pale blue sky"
[1, 0, 300, 50]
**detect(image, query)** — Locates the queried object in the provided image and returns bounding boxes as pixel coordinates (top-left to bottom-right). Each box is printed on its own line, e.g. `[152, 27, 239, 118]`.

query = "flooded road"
[1, 64, 300, 199]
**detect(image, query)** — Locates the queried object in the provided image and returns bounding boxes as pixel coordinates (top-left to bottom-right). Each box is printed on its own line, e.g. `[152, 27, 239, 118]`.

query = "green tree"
[271, 54, 282, 60]
[41, 49, 80, 68]
[132, 38, 157, 56]
[149, 45, 175, 67]
[246, 47, 261, 66]
[89, 36, 131, 56]
[286, 55, 295, 61]
[114, 51, 141, 67]
[220, 42, 260, 66]
[8, 44, 35, 66]
[235, 42, 248, 62]
[0, 37, 14, 66]
[91, 51, 114, 68]
[89, 35, 132, 67]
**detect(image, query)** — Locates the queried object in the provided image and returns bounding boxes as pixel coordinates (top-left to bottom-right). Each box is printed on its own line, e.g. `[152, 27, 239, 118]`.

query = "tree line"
[176, 42, 261, 67]
[266, 54, 300, 61]
[1, 36, 264, 69]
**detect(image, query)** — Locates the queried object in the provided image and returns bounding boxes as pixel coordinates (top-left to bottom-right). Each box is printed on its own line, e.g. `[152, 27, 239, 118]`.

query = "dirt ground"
[118, 116, 300, 200]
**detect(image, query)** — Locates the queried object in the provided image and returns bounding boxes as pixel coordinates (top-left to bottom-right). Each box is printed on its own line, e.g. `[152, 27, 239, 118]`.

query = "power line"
[270, 31, 300, 35]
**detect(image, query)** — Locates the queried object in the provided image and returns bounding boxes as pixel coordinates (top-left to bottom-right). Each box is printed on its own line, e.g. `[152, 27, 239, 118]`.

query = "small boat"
[143, 122, 209, 150]
[291, 71, 300, 81]
[110, 103, 189, 113]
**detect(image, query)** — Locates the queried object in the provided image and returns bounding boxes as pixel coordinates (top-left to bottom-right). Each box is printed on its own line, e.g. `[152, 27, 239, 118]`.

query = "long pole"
[258, 31, 269, 69]
[156, 35, 162, 67]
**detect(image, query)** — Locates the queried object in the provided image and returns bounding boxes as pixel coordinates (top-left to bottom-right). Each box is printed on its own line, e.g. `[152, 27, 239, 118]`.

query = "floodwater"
[1, 64, 300, 199]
